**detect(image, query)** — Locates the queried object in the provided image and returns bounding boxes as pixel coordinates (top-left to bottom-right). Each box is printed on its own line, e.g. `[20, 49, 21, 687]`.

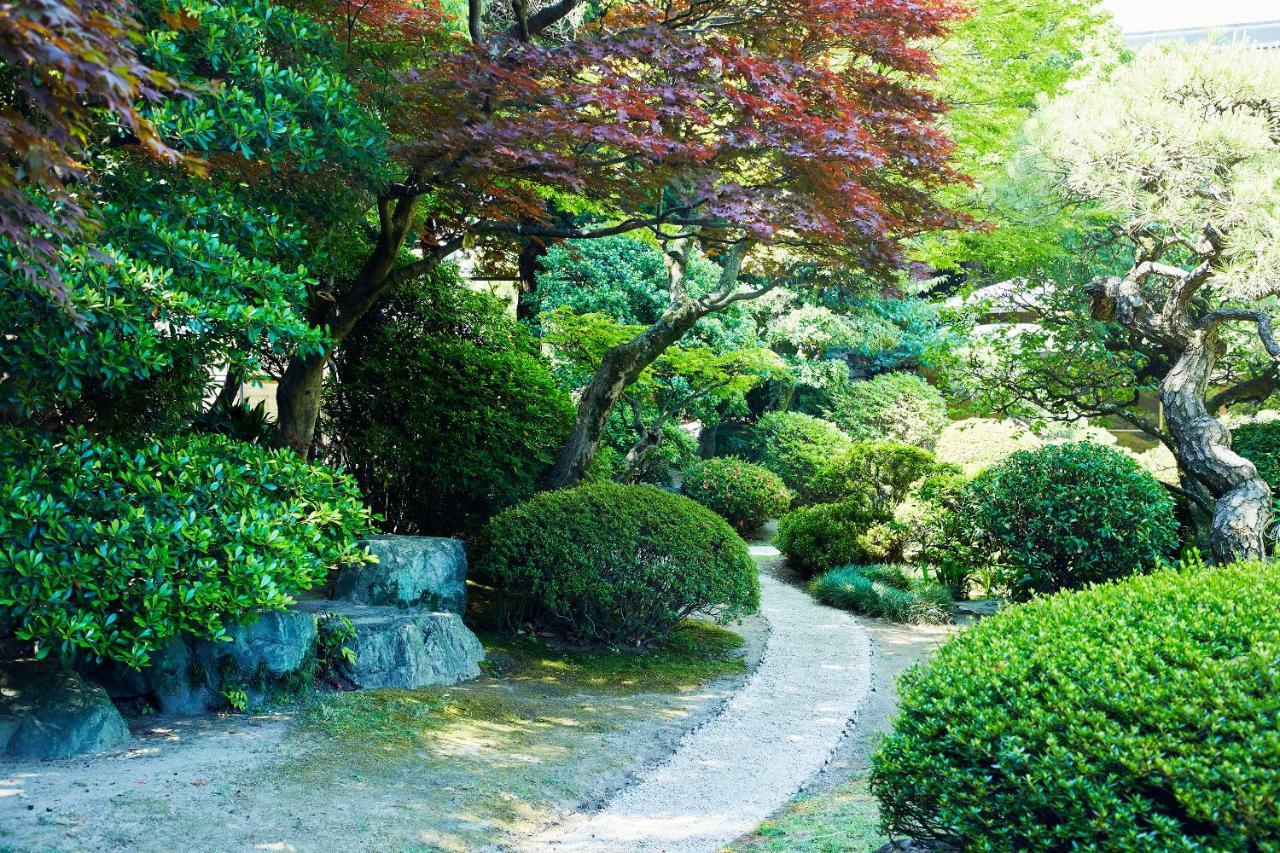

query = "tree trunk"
[1161, 331, 1272, 562]
[697, 420, 718, 458]
[273, 353, 327, 458]
[544, 298, 708, 489]
[618, 426, 664, 483]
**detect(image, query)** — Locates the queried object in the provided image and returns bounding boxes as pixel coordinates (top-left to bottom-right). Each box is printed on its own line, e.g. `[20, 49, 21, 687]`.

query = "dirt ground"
[0, 616, 767, 853]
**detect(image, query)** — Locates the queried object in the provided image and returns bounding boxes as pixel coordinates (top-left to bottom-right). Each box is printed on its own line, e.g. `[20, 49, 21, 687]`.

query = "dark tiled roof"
[1126, 19, 1280, 49]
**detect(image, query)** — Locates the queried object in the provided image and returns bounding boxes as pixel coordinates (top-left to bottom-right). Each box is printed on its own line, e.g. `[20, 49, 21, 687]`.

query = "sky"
[1103, 0, 1278, 31]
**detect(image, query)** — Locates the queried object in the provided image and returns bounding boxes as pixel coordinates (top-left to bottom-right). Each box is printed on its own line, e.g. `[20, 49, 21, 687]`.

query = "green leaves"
[0, 430, 373, 669]
[871, 556, 1280, 848]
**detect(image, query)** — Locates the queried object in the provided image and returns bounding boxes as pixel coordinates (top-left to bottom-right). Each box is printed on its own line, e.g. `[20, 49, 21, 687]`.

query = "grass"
[809, 564, 952, 625]
[731, 773, 887, 852]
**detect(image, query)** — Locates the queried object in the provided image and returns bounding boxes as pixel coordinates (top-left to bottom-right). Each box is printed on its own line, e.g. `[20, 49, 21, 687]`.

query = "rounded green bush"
[749, 411, 853, 504]
[0, 430, 374, 669]
[683, 458, 791, 531]
[808, 440, 944, 507]
[944, 442, 1178, 599]
[328, 271, 574, 535]
[774, 500, 895, 576]
[871, 556, 1280, 849]
[826, 372, 948, 449]
[1231, 420, 1280, 493]
[810, 564, 951, 624]
[477, 483, 760, 645]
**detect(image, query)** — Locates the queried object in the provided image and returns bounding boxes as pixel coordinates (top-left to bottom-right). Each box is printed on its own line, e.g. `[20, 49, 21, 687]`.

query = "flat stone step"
[294, 600, 484, 690]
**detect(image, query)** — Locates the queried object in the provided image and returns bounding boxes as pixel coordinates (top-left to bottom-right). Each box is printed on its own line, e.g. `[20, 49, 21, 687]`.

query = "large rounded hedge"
[328, 271, 575, 535]
[944, 442, 1178, 599]
[1232, 420, 1280, 493]
[749, 411, 853, 504]
[477, 483, 759, 644]
[683, 458, 791, 531]
[826, 372, 948, 449]
[0, 430, 374, 669]
[871, 557, 1280, 849]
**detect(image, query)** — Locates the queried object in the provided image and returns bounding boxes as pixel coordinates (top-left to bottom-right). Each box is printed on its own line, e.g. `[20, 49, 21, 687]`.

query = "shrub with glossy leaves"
[774, 500, 896, 576]
[683, 458, 792, 531]
[871, 556, 1280, 849]
[827, 372, 948, 449]
[810, 564, 952, 624]
[477, 483, 759, 645]
[942, 442, 1178, 598]
[0, 430, 373, 669]
[749, 411, 853, 503]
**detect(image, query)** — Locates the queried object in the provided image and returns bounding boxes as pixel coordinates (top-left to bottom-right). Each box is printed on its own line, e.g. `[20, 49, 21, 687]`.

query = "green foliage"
[477, 484, 760, 645]
[749, 412, 853, 503]
[0, 430, 373, 669]
[683, 458, 792, 532]
[943, 442, 1178, 599]
[871, 555, 1280, 849]
[826, 372, 948, 449]
[328, 270, 575, 535]
[775, 501, 896, 577]
[809, 441, 945, 509]
[809, 565, 952, 624]
[1232, 421, 1280, 493]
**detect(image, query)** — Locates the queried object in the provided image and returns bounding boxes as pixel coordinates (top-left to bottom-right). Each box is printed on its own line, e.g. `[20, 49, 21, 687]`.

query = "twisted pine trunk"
[1161, 331, 1272, 562]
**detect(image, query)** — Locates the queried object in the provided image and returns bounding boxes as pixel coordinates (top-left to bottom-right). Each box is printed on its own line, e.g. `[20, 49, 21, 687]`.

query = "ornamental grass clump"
[683, 458, 791, 531]
[810, 564, 952, 624]
[871, 555, 1280, 849]
[477, 483, 759, 645]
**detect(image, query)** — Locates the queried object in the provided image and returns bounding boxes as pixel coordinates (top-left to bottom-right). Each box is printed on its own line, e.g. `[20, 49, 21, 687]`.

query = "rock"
[334, 535, 468, 614]
[296, 600, 484, 689]
[0, 660, 130, 759]
[195, 610, 318, 681]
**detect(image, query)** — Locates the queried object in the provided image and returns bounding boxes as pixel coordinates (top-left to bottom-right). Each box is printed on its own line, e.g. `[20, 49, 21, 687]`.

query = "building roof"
[1126, 19, 1280, 49]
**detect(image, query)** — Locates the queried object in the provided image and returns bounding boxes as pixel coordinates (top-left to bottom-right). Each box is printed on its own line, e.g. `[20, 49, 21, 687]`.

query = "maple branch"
[468, 0, 485, 45]
[384, 235, 467, 289]
[473, 206, 701, 239]
[502, 0, 582, 39]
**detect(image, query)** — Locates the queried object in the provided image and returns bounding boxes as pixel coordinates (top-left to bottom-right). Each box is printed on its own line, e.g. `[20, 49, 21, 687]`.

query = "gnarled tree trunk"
[543, 297, 708, 489]
[1160, 331, 1272, 562]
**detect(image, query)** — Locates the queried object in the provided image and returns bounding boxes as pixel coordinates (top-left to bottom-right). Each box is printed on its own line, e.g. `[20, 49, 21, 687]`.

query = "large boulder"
[334, 535, 468, 614]
[296, 600, 484, 689]
[194, 609, 318, 681]
[0, 660, 130, 759]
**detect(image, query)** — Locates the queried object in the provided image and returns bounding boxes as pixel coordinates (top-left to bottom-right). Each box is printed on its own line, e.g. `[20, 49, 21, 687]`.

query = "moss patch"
[730, 773, 886, 852]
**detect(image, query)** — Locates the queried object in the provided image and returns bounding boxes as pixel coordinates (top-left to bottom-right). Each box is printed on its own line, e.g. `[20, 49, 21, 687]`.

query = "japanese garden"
[1, 0, 1279, 849]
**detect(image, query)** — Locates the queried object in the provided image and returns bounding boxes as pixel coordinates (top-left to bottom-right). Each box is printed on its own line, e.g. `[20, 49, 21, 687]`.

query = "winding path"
[524, 544, 874, 852]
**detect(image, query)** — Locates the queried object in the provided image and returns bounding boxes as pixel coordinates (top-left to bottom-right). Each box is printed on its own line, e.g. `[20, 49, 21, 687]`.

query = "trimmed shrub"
[1232, 420, 1280, 492]
[943, 442, 1178, 599]
[749, 411, 853, 503]
[0, 430, 374, 669]
[683, 458, 792, 531]
[871, 556, 1280, 849]
[477, 484, 760, 644]
[774, 500, 896, 576]
[826, 372, 948, 449]
[808, 440, 944, 507]
[328, 271, 575, 535]
[810, 564, 952, 624]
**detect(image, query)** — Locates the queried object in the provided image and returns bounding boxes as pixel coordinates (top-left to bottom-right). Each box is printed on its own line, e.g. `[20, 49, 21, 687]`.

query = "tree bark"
[1160, 330, 1272, 562]
[543, 298, 708, 489]
[273, 352, 328, 458]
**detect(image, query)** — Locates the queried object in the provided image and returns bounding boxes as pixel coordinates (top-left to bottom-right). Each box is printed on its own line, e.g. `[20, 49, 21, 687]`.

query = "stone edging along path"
[524, 544, 874, 852]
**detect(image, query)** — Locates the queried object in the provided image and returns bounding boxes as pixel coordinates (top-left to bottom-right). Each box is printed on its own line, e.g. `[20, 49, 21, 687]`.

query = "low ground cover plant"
[871, 555, 1280, 849]
[0, 430, 374, 669]
[941, 442, 1178, 598]
[477, 483, 759, 645]
[683, 458, 791, 531]
[809, 565, 952, 624]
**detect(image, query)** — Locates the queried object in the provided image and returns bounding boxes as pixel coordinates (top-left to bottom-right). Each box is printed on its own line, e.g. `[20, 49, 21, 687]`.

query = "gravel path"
[524, 544, 873, 853]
